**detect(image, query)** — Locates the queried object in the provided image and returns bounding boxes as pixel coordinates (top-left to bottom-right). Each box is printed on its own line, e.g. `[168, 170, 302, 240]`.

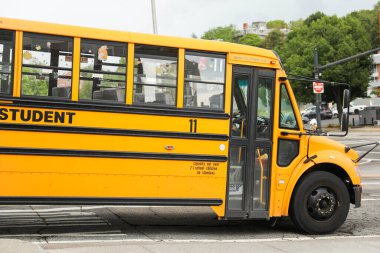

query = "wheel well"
[291, 163, 355, 206]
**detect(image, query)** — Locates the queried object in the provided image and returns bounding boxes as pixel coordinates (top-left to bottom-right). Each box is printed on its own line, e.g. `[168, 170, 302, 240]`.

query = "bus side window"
[0, 29, 15, 95]
[279, 84, 299, 130]
[79, 39, 127, 103]
[21, 33, 73, 99]
[133, 45, 178, 106]
[184, 51, 226, 111]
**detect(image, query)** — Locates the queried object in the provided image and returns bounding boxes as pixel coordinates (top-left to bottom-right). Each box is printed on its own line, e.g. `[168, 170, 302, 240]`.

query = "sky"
[0, 0, 376, 38]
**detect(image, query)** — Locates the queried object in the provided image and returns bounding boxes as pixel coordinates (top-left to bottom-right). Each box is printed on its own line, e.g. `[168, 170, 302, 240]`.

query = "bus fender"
[281, 149, 360, 216]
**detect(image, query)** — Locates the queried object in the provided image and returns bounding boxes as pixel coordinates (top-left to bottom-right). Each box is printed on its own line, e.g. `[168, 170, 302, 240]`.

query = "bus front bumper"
[353, 186, 362, 208]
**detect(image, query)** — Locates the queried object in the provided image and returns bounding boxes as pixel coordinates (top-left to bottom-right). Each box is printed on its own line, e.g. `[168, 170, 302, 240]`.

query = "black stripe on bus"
[0, 123, 229, 141]
[1, 98, 230, 119]
[0, 197, 223, 206]
[0, 147, 228, 162]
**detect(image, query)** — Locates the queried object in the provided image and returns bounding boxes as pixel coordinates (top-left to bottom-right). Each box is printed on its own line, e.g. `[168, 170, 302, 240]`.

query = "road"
[0, 129, 379, 252]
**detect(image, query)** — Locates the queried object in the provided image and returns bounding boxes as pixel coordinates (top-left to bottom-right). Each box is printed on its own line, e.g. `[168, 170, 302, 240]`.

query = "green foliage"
[348, 5, 380, 48]
[304, 12, 326, 26]
[261, 30, 285, 50]
[21, 67, 48, 96]
[199, 3, 378, 107]
[371, 87, 380, 96]
[201, 25, 238, 42]
[267, 20, 288, 29]
[278, 13, 373, 104]
[238, 33, 262, 47]
[289, 19, 304, 30]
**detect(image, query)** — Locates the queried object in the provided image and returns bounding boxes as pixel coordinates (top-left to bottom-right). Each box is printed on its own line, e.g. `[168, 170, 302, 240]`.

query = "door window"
[228, 146, 247, 210]
[252, 148, 270, 210]
[255, 77, 273, 139]
[231, 75, 248, 138]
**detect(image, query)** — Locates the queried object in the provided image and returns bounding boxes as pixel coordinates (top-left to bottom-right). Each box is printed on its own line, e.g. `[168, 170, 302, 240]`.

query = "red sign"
[313, 82, 324, 94]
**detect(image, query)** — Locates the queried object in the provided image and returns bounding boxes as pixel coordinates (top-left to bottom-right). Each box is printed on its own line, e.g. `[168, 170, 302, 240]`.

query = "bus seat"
[155, 92, 174, 105]
[93, 90, 104, 100]
[52, 87, 70, 98]
[103, 88, 125, 102]
[134, 93, 145, 103]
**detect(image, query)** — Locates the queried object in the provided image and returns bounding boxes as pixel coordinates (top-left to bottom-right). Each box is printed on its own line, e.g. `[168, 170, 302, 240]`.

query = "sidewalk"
[5, 236, 376, 253]
[324, 126, 380, 132]
[0, 239, 44, 253]
[349, 126, 380, 132]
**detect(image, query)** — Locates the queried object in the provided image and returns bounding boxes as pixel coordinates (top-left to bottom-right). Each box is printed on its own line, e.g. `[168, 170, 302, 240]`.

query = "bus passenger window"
[22, 33, 73, 98]
[184, 52, 225, 110]
[133, 45, 178, 106]
[0, 30, 15, 95]
[79, 39, 127, 103]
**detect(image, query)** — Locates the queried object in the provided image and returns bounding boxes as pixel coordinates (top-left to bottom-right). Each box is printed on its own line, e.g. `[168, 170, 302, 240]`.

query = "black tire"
[289, 171, 350, 234]
[354, 109, 359, 114]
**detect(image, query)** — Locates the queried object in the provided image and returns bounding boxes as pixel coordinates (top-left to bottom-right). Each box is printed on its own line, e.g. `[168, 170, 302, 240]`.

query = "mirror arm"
[326, 130, 348, 137]
[281, 131, 326, 137]
[354, 142, 380, 163]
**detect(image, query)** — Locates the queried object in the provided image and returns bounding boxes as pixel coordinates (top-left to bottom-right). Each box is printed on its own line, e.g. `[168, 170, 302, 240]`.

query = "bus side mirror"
[341, 89, 350, 132]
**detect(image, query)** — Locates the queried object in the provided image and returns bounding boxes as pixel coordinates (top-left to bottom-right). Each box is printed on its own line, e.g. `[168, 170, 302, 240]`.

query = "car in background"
[332, 103, 367, 117]
[301, 106, 333, 120]
[300, 106, 315, 117]
[301, 115, 309, 124]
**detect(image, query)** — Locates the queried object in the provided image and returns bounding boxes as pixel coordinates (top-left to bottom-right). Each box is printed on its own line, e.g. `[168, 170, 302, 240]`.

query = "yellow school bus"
[0, 17, 362, 234]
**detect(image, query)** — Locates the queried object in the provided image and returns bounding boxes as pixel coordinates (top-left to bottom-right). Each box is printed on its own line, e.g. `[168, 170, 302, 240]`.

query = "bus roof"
[0, 17, 279, 66]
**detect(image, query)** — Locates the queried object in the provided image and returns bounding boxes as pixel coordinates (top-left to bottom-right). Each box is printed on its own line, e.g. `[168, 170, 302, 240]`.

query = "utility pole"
[151, 0, 158, 34]
[314, 48, 322, 131]
[313, 46, 380, 130]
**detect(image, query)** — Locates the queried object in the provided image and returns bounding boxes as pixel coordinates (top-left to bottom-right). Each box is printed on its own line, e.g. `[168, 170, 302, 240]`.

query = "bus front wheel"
[289, 171, 350, 234]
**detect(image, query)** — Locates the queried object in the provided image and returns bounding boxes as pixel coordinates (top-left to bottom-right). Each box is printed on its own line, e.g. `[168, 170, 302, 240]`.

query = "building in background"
[239, 21, 290, 38]
[368, 53, 380, 97]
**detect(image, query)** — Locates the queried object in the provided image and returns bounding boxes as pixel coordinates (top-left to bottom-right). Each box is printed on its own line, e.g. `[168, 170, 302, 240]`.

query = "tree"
[266, 20, 288, 29]
[238, 33, 262, 47]
[261, 29, 285, 50]
[277, 13, 373, 119]
[348, 3, 380, 48]
[201, 25, 238, 42]
[304, 12, 326, 26]
[289, 19, 304, 30]
[22, 67, 49, 96]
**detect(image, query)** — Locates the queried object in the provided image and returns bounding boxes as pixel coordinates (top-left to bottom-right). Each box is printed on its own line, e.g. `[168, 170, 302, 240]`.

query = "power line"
[287, 73, 350, 88]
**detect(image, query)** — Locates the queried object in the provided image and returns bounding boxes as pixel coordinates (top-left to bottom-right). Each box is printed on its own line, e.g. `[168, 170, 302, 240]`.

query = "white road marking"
[357, 151, 380, 154]
[35, 234, 380, 245]
[359, 160, 372, 165]
[362, 198, 380, 201]
[0, 206, 165, 213]
[362, 182, 380, 185]
[358, 158, 380, 165]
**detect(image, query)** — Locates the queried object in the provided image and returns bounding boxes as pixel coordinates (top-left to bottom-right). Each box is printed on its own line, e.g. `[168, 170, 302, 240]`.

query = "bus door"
[226, 66, 275, 219]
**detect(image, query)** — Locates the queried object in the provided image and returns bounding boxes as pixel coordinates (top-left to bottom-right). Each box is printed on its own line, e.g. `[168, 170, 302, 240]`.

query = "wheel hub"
[307, 187, 337, 220]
